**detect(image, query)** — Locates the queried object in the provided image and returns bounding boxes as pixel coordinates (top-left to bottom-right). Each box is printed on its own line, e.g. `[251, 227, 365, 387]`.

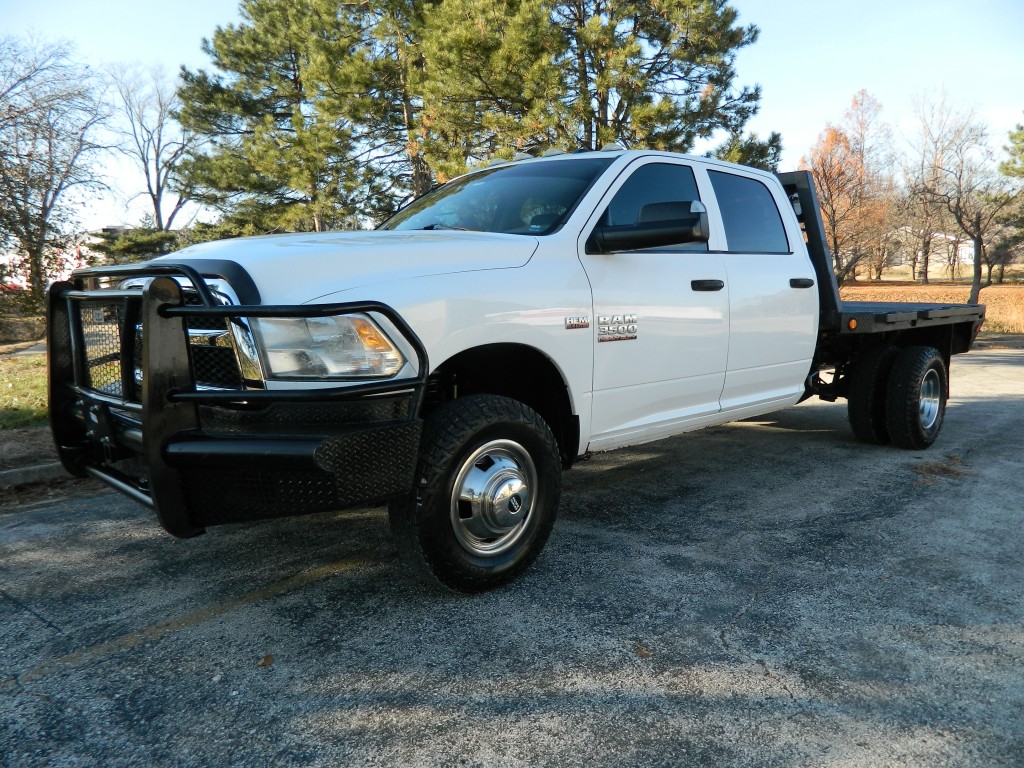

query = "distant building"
[1, 235, 101, 290]
[888, 227, 973, 279]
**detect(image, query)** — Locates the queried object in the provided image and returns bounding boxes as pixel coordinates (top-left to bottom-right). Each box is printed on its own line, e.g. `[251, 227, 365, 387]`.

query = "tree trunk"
[28, 245, 46, 299]
[151, 191, 165, 230]
[398, 45, 432, 198]
[410, 153, 432, 198]
[968, 235, 984, 304]
[575, 37, 592, 150]
[596, 89, 609, 149]
[27, 225, 49, 300]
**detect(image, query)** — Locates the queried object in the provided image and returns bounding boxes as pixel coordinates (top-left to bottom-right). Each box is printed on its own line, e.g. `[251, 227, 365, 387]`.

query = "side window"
[599, 163, 707, 251]
[708, 171, 790, 253]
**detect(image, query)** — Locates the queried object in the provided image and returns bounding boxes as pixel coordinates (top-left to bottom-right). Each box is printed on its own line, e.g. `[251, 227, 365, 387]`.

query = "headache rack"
[48, 262, 428, 537]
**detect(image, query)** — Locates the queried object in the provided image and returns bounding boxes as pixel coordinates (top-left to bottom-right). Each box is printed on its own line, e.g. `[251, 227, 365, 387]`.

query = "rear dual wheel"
[885, 346, 948, 450]
[847, 344, 900, 445]
[848, 344, 947, 450]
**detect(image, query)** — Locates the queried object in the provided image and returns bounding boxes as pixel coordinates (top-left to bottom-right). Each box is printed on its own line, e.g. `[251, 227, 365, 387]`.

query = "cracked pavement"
[1, 347, 1022, 766]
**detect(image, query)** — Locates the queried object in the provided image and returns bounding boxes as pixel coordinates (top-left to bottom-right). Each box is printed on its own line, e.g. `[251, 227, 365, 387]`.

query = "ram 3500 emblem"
[597, 314, 638, 342]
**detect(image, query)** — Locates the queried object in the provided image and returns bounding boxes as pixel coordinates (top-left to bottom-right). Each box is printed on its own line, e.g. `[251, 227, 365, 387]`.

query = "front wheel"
[884, 346, 948, 450]
[389, 395, 561, 592]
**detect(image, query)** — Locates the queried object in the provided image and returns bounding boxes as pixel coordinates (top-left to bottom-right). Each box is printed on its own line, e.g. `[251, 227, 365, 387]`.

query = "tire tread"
[848, 344, 899, 445]
[884, 346, 947, 450]
[389, 395, 561, 592]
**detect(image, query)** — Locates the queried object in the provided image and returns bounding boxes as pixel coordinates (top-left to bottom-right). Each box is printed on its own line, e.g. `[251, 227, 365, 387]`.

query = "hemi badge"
[565, 316, 590, 330]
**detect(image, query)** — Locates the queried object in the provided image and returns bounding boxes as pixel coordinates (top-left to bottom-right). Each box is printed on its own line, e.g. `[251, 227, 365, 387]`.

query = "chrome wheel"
[450, 439, 537, 556]
[885, 346, 947, 450]
[388, 394, 561, 592]
[919, 368, 941, 431]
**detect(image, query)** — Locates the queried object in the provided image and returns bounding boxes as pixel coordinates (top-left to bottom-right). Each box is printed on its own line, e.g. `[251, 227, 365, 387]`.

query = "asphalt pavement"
[2, 348, 1022, 767]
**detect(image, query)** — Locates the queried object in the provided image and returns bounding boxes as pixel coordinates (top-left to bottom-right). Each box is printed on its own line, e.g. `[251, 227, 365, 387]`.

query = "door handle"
[790, 278, 815, 289]
[691, 279, 725, 292]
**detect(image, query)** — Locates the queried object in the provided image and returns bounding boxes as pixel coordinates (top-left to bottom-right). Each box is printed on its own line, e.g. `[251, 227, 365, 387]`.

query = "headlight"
[254, 314, 406, 379]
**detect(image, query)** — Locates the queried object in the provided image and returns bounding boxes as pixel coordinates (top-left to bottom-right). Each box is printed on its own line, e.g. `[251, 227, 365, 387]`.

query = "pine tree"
[90, 226, 180, 264]
[1001, 121, 1024, 179]
[177, 0, 774, 226]
[177, 0, 373, 232]
[549, 0, 762, 151]
[713, 130, 782, 171]
[417, 0, 561, 181]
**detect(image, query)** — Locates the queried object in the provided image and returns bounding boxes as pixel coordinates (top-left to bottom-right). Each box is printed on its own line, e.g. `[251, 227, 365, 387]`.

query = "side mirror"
[589, 201, 709, 253]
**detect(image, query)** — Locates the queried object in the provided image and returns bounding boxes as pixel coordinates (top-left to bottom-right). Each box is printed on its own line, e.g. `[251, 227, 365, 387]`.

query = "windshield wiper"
[419, 223, 468, 231]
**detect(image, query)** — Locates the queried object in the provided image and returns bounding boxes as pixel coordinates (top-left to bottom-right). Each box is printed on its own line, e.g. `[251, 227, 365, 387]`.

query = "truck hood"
[157, 230, 539, 304]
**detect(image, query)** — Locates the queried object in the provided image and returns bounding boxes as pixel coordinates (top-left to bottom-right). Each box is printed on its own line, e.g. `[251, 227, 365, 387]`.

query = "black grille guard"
[48, 261, 429, 538]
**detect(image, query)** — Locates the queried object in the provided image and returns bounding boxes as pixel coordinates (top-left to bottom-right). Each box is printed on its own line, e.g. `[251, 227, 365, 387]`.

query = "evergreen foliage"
[549, 0, 760, 152]
[418, 0, 563, 181]
[1001, 122, 1024, 179]
[89, 227, 180, 264]
[176, 0, 772, 231]
[177, 0, 374, 233]
[712, 130, 782, 171]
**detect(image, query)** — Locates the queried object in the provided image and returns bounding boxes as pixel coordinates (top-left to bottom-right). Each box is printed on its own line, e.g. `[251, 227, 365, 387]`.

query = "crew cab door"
[706, 169, 819, 412]
[578, 159, 729, 451]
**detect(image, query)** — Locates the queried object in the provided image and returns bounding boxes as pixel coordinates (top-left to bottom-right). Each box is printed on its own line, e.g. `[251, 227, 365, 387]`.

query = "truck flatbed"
[836, 301, 986, 335]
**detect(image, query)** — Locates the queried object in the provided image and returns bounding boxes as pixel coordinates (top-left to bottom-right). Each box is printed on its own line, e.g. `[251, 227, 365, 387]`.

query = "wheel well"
[423, 344, 580, 467]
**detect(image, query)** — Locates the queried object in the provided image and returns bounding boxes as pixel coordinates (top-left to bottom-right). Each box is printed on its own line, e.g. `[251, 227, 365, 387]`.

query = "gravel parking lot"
[2, 347, 1022, 767]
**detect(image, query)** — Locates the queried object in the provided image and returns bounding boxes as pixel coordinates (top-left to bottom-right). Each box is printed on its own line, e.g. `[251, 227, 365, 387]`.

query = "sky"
[728, 0, 1022, 167]
[3, 0, 1022, 229]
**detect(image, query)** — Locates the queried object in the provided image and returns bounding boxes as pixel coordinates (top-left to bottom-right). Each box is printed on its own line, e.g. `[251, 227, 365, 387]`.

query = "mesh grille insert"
[191, 343, 244, 389]
[73, 286, 246, 398]
[80, 300, 125, 395]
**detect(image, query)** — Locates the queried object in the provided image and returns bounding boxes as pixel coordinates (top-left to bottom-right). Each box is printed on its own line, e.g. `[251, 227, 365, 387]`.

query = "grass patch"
[0, 355, 48, 430]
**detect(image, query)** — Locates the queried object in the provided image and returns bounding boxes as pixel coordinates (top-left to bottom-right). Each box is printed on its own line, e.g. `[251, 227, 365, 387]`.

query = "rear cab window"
[708, 170, 790, 253]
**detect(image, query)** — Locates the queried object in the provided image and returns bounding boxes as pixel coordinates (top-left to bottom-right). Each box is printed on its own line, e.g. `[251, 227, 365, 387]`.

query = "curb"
[0, 462, 69, 490]
[0, 338, 46, 357]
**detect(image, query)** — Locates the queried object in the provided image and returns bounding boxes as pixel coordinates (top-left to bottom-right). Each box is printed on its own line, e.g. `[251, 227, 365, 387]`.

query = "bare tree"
[847, 92, 897, 282]
[0, 37, 110, 300]
[917, 99, 1019, 303]
[986, 231, 1022, 283]
[1, 38, 70, 127]
[109, 66, 195, 231]
[802, 91, 894, 283]
[803, 126, 859, 278]
[1, 38, 69, 255]
[902, 92, 967, 284]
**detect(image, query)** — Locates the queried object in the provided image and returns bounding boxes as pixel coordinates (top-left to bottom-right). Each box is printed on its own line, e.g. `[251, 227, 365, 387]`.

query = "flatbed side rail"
[837, 302, 986, 335]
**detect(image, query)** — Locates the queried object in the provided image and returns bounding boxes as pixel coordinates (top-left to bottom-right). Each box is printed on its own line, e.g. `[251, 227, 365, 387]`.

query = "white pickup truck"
[48, 150, 985, 591]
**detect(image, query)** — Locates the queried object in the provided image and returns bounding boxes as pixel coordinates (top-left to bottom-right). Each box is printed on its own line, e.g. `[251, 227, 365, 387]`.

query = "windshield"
[379, 157, 615, 235]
